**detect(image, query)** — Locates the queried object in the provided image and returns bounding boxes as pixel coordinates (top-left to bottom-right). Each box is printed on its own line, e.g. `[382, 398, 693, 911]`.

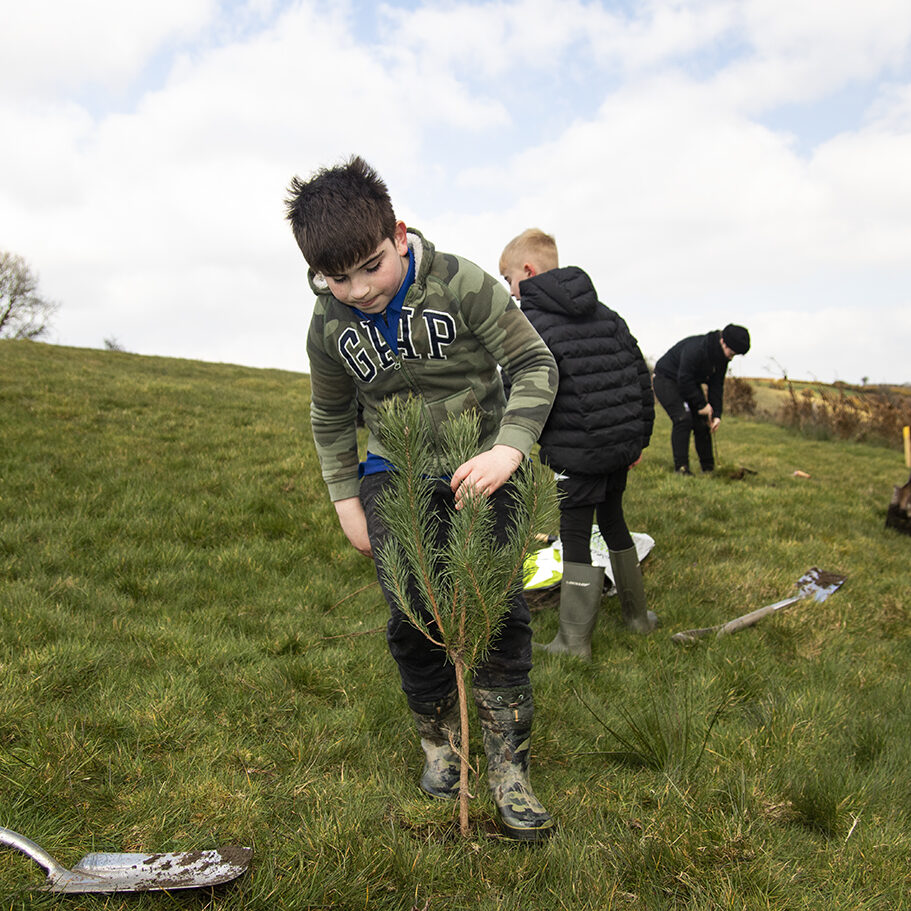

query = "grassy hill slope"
[1, 340, 909, 910]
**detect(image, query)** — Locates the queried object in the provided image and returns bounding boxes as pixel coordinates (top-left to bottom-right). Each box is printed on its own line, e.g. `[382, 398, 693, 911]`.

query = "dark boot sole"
[497, 818, 555, 842]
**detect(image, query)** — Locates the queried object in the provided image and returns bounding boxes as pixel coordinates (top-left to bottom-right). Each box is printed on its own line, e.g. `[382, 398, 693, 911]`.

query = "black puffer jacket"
[517, 267, 654, 476]
[653, 330, 729, 417]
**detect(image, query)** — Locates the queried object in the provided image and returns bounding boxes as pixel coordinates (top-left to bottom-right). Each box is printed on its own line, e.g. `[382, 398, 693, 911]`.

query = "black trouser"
[652, 373, 714, 471]
[559, 489, 633, 563]
[360, 471, 533, 712]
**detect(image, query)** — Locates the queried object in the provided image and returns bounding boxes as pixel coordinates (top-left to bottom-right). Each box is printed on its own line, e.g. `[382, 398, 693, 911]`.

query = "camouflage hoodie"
[306, 228, 558, 501]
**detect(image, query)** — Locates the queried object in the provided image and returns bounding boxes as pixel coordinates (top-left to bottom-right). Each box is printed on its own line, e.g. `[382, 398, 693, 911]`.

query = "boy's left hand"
[451, 444, 523, 509]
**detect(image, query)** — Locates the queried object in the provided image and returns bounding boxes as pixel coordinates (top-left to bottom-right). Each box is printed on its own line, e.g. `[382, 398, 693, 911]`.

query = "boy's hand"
[451, 444, 523, 509]
[709, 417, 721, 433]
[334, 496, 373, 557]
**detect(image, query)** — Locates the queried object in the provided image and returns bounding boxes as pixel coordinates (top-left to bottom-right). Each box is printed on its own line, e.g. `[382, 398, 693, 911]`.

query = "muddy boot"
[474, 685, 554, 842]
[410, 690, 461, 800]
[535, 561, 603, 660]
[609, 546, 659, 634]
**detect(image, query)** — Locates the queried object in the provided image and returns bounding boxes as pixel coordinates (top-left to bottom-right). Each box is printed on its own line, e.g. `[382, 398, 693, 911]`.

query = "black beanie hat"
[722, 324, 750, 355]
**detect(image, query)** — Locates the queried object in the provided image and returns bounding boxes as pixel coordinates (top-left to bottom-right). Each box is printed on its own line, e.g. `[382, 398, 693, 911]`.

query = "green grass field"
[1, 339, 909, 910]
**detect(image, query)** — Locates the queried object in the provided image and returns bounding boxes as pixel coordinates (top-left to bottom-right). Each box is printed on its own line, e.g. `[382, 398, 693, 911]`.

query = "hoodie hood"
[518, 266, 598, 319]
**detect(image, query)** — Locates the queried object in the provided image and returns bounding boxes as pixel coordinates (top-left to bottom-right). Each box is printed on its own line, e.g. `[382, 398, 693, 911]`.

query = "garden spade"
[671, 567, 846, 644]
[0, 825, 252, 893]
[884, 425, 911, 535]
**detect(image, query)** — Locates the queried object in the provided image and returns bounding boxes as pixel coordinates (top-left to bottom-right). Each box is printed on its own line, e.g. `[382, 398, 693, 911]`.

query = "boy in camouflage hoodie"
[285, 156, 558, 840]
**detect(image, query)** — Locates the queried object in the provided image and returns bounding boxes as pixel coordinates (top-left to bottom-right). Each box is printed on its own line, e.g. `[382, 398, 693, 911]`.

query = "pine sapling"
[375, 396, 558, 836]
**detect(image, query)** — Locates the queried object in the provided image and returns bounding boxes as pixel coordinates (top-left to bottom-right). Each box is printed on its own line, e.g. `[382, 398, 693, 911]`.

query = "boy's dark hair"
[284, 155, 397, 274]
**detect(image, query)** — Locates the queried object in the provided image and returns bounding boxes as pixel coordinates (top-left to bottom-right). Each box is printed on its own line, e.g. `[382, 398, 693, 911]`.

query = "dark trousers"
[652, 373, 714, 471]
[559, 489, 633, 563]
[359, 472, 533, 712]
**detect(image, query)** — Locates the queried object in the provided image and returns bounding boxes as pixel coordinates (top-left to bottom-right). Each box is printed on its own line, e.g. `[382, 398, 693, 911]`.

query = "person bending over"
[286, 158, 558, 841]
[652, 324, 750, 474]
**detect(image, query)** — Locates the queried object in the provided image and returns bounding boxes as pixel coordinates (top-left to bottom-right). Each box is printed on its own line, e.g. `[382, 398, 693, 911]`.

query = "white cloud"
[744, 0, 911, 75]
[0, 0, 218, 98]
[747, 303, 911, 385]
[382, 0, 739, 80]
[715, 0, 911, 111]
[449, 76, 827, 289]
[1, 0, 910, 382]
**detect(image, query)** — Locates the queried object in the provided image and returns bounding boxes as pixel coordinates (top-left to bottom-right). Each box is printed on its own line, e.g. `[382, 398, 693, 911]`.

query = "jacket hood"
[519, 266, 598, 318]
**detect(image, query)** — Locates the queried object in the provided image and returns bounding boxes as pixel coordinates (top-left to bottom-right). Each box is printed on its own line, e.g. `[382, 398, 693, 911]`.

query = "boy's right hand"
[450, 444, 523, 510]
[334, 497, 373, 558]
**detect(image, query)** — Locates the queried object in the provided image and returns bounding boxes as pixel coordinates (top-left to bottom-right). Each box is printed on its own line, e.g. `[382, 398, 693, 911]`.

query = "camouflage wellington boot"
[474, 685, 554, 842]
[608, 546, 659, 634]
[410, 690, 461, 800]
[535, 561, 604, 660]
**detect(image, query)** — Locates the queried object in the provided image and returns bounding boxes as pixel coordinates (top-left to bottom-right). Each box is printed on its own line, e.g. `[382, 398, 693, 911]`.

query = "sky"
[2, 0, 910, 384]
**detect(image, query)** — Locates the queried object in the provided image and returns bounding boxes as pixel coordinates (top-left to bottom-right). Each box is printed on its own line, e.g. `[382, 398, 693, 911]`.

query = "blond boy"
[499, 229, 657, 654]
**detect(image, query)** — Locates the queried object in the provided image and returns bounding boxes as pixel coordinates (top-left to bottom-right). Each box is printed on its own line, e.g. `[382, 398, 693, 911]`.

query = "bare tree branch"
[0, 252, 59, 340]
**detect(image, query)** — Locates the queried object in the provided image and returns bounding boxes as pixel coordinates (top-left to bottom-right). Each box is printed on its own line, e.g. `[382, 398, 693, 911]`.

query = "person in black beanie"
[652, 324, 750, 474]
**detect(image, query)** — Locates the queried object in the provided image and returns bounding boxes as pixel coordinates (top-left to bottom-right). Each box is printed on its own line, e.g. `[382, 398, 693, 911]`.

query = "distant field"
[746, 376, 911, 413]
[2, 339, 910, 910]
[734, 377, 911, 452]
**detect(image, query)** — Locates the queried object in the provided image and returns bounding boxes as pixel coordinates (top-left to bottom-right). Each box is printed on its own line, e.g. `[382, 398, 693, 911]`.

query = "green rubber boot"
[474, 685, 554, 842]
[411, 691, 461, 800]
[535, 561, 604, 660]
[608, 546, 659, 634]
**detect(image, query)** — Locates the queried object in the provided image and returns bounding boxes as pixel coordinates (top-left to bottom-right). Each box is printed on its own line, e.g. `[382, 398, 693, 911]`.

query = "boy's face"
[323, 221, 409, 314]
[500, 257, 535, 301]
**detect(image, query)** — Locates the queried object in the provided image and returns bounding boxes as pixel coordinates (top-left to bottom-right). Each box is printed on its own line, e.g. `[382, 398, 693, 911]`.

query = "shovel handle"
[672, 569, 845, 645]
[0, 826, 72, 880]
[671, 595, 803, 644]
[670, 626, 720, 643]
[715, 595, 802, 636]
